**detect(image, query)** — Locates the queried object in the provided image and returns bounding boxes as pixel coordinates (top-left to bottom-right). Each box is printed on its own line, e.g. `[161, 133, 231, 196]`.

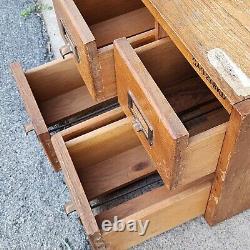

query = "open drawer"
[11, 56, 123, 171]
[52, 109, 216, 249]
[114, 37, 230, 189]
[53, 0, 156, 101]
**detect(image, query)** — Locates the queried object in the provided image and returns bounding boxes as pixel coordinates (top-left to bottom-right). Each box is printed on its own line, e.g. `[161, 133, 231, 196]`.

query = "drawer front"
[52, 134, 104, 248]
[114, 38, 189, 189]
[11, 63, 60, 170]
[53, 0, 101, 100]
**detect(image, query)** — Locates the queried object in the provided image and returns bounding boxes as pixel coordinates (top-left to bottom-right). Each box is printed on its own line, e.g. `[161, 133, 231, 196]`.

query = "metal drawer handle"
[59, 20, 80, 62]
[128, 92, 154, 146]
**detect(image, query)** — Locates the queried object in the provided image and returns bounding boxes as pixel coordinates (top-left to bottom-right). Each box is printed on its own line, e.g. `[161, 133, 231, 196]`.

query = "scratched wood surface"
[142, 0, 250, 112]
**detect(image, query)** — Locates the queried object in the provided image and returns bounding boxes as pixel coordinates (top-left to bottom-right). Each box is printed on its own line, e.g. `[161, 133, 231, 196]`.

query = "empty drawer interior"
[56, 116, 213, 249]
[24, 57, 112, 127]
[135, 38, 230, 136]
[73, 0, 155, 48]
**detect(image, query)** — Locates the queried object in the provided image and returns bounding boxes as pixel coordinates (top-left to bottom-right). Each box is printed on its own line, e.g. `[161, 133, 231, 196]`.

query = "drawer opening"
[73, 0, 155, 48]
[135, 38, 230, 137]
[63, 115, 226, 200]
[56, 121, 213, 249]
[53, 114, 217, 248]
[24, 57, 118, 129]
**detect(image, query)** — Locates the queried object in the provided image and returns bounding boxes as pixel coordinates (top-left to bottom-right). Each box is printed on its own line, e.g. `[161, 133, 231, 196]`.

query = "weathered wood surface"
[206, 99, 250, 224]
[142, 0, 250, 112]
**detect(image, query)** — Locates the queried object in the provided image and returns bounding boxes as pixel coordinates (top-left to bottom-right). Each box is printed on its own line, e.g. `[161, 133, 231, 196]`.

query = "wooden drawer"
[53, 0, 155, 101]
[11, 56, 123, 171]
[114, 37, 230, 189]
[51, 109, 214, 249]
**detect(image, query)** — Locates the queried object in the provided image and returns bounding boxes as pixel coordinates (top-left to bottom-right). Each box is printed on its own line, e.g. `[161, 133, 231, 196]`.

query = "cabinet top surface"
[143, 0, 250, 105]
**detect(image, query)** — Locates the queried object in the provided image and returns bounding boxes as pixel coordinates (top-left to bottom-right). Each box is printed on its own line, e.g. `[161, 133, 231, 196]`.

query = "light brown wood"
[66, 119, 140, 168]
[90, 7, 154, 48]
[155, 21, 167, 40]
[142, 0, 250, 112]
[135, 38, 196, 90]
[60, 107, 124, 141]
[97, 177, 212, 249]
[206, 99, 250, 224]
[181, 123, 227, 185]
[24, 122, 34, 135]
[64, 201, 76, 215]
[62, 110, 227, 200]
[51, 134, 101, 238]
[53, 0, 155, 101]
[53, 0, 101, 99]
[11, 63, 60, 170]
[73, 0, 144, 25]
[55, 120, 213, 248]
[98, 30, 156, 100]
[39, 86, 98, 125]
[114, 38, 189, 189]
[53, 110, 227, 248]
[78, 145, 155, 200]
[25, 56, 83, 102]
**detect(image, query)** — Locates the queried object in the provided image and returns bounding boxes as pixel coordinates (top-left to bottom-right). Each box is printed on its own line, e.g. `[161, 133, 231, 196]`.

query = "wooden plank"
[142, 0, 250, 112]
[61, 108, 227, 200]
[10, 63, 60, 171]
[39, 86, 98, 125]
[53, 0, 101, 100]
[162, 78, 216, 116]
[97, 176, 212, 249]
[135, 37, 196, 91]
[11, 63, 48, 135]
[66, 118, 140, 168]
[73, 0, 144, 25]
[78, 145, 155, 200]
[185, 107, 229, 137]
[60, 107, 124, 141]
[98, 30, 156, 100]
[62, 110, 227, 199]
[155, 21, 167, 39]
[114, 38, 189, 189]
[25, 56, 83, 102]
[206, 99, 250, 225]
[181, 123, 227, 185]
[51, 134, 101, 237]
[90, 7, 154, 48]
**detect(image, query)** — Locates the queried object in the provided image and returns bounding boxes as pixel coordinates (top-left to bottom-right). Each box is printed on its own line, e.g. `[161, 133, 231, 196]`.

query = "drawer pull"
[64, 201, 76, 215]
[59, 44, 73, 59]
[24, 122, 34, 135]
[59, 20, 80, 62]
[128, 92, 154, 146]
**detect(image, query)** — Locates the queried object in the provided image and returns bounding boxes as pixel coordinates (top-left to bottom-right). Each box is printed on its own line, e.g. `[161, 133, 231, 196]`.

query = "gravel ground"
[0, 0, 250, 249]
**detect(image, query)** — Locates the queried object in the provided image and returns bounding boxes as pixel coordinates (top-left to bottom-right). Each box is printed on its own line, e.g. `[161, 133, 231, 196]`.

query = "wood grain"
[206, 99, 250, 224]
[11, 63, 60, 170]
[53, 0, 155, 101]
[97, 176, 212, 249]
[73, 0, 144, 25]
[142, 0, 250, 112]
[25, 56, 83, 102]
[90, 7, 154, 48]
[60, 107, 124, 141]
[115, 38, 189, 189]
[51, 134, 101, 238]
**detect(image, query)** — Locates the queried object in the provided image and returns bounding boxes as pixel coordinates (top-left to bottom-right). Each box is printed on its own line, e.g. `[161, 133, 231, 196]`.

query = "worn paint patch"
[207, 48, 250, 97]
